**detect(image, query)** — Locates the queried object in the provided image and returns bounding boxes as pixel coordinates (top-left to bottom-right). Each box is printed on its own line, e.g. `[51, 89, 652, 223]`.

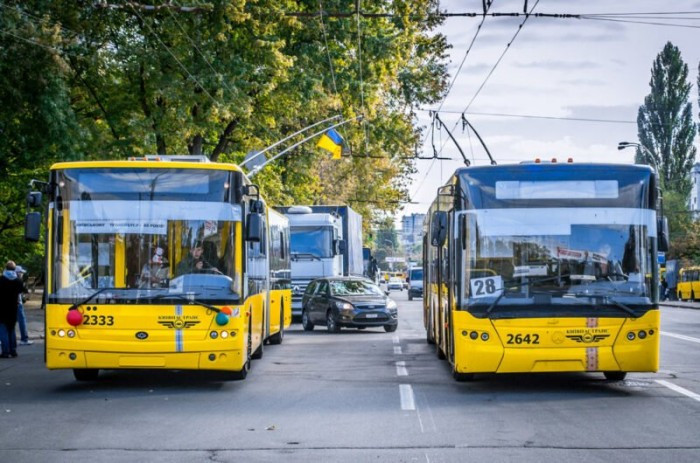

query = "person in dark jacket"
[0, 261, 25, 358]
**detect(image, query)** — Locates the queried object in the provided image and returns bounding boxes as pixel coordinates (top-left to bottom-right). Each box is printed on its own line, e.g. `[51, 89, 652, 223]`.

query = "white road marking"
[661, 331, 700, 345]
[393, 335, 400, 345]
[396, 361, 408, 376]
[656, 380, 700, 402]
[399, 384, 415, 410]
[394, 346, 402, 355]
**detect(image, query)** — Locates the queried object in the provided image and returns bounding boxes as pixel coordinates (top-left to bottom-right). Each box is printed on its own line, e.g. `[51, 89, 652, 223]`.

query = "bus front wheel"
[604, 371, 627, 381]
[73, 369, 99, 381]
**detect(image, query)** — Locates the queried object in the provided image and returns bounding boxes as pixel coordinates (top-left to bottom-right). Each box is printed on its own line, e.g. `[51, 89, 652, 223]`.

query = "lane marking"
[399, 384, 415, 410]
[396, 361, 408, 376]
[393, 335, 400, 345]
[394, 346, 402, 355]
[656, 380, 700, 402]
[661, 331, 700, 345]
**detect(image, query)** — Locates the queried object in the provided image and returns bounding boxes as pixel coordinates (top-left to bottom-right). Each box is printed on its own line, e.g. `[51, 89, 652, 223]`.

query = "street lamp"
[618, 141, 658, 171]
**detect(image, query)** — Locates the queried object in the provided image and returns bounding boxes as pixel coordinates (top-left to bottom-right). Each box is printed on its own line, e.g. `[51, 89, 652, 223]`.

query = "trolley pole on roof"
[248, 115, 363, 178]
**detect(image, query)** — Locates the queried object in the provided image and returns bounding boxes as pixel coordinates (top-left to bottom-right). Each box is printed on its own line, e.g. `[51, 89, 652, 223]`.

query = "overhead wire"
[417, 108, 637, 124]
[410, 0, 495, 202]
[433, 0, 541, 160]
[356, 0, 369, 150]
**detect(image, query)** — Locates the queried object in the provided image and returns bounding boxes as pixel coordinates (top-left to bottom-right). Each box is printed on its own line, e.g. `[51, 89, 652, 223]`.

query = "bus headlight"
[627, 332, 636, 341]
[481, 332, 490, 341]
[638, 330, 647, 339]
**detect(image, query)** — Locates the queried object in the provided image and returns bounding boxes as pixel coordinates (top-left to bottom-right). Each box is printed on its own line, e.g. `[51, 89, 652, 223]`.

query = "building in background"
[690, 163, 700, 219]
[401, 213, 425, 265]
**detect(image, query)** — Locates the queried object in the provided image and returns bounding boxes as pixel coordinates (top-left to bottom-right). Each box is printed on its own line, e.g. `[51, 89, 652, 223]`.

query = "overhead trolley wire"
[410, 0, 495, 202]
[433, 0, 541, 161]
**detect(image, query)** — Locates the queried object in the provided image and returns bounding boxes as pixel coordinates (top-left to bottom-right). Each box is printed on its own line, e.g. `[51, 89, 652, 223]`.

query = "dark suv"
[301, 277, 398, 333]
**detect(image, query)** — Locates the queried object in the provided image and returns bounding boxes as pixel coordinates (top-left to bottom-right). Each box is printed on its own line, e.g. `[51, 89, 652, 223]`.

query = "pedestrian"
[0, 261, 25, 358]
[14, 265, 32, 345]
[661, 276, 668, 302]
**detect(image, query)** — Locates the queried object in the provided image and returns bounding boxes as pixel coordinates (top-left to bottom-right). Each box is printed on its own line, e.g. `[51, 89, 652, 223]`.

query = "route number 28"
[470, 276, 503, 299]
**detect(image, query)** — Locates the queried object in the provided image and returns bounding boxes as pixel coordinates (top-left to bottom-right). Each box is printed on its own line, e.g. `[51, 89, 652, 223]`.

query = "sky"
[400, 0, 700, 220]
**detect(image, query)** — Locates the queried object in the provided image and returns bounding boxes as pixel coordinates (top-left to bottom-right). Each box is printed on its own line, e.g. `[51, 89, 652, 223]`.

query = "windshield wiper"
[67, 287, 120, 311]
[291, 252, 321, 261]
[565, 293, 638, 317]
[150, 293, 222, 313]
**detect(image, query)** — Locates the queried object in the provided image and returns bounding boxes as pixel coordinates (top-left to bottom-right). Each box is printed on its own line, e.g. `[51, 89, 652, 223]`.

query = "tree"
[0, 1, 449, 268]
[636, 42, 697, 200]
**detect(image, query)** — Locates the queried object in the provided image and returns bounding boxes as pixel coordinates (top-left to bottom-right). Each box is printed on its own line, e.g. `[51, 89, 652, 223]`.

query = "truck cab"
[282, 206, 344, 315]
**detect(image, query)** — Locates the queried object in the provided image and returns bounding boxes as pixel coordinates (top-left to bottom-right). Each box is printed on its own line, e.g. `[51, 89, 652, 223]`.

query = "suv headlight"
[386, 299, 397, 310]
[335, 301, 354, 311]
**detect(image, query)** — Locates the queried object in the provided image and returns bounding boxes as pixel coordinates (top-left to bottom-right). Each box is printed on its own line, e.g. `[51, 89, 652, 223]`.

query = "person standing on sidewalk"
[0, 261, 25, 358]
[14, 266, 32, 346]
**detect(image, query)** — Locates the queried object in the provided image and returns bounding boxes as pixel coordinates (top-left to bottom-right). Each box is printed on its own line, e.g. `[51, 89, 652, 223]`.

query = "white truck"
[277, 205, 363, 316]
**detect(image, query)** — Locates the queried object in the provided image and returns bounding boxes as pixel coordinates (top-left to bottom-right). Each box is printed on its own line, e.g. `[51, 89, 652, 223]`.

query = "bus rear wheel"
[73, 369, 99, 381]
[269, 305, 285, 345]
[453, 371, 475, 382]
[604, 371, 627, 381]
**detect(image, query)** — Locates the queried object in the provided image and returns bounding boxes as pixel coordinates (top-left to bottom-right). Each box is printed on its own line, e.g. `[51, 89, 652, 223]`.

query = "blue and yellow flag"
[316, 128, 344, 159]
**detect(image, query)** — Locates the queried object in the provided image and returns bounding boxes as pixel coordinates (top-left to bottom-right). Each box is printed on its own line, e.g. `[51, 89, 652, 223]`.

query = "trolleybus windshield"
[50, 168, 242, 304]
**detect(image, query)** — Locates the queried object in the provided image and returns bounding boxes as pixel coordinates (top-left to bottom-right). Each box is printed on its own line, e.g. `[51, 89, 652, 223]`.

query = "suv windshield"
[330, 280, 384, 296]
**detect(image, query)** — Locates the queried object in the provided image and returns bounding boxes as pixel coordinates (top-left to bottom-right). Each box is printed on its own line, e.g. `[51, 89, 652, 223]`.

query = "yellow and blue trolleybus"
[423, 162, 668, 381]
[25, 155, 291, 381]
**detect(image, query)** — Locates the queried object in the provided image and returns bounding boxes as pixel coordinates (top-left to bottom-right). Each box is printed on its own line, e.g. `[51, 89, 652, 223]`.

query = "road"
[1, 293, 699, 462]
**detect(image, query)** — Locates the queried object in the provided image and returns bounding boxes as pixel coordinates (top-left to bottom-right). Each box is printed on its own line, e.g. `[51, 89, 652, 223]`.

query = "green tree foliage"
[636, 42, 697, 200]
[0, 1, 449, 265]
[0, 3, 80, 268]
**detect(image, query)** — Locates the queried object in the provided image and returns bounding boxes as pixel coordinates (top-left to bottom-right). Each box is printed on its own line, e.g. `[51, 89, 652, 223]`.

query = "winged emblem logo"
[158, 318, 200, 329]
[566, 333, 610, 343]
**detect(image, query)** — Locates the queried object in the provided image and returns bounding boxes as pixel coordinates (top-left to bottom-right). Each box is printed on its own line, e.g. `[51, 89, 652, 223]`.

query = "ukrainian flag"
[316, 128, 344, 159]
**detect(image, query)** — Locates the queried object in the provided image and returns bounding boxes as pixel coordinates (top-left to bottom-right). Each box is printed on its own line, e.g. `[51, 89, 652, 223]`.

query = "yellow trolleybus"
[423, 162, 668, 381]
[677, 267, 700, 301]
[25, 155, 291, 381]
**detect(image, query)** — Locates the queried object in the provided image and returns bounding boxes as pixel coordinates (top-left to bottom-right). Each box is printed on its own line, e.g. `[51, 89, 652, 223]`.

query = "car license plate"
[366, 313, 378, 318]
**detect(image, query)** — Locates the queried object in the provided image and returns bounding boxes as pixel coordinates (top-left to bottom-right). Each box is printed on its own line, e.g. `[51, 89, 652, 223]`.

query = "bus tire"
[252, 336, 264, 359]
[230, 324, 252, 380]
[269, 304, 285, 345]
[453, 371, 475, 382]
[436, 343, 446, 360]
[302, 309, 314, 331]
[426, 318, 435, 345]
[692, 291, 696, 302]
[73, 369, 99, 381]
[604, 371, 627, 381]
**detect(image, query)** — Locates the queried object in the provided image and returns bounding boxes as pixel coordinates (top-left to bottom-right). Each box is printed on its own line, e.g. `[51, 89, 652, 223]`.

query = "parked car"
[407, 267, 423, 301]
[387, 277, 403, 291]
[301, 277, 398, 333]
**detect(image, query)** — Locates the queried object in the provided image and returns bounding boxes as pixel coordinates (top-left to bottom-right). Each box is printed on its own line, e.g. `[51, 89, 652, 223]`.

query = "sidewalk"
[22, 289, 45, 341]
[660, 300, 700, 310]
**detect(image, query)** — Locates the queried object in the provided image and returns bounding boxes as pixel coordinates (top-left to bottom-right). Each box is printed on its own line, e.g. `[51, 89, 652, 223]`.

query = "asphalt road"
[1, 293, 699, 462]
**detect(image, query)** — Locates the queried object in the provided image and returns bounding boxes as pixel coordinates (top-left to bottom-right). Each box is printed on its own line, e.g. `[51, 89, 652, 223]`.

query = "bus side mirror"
[430, 211, 447, 247]
[25, 212, 41, 242]
[27, 191, 42, 207]
[246, 213, 264, 242]
[658, 216, 669, 252]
